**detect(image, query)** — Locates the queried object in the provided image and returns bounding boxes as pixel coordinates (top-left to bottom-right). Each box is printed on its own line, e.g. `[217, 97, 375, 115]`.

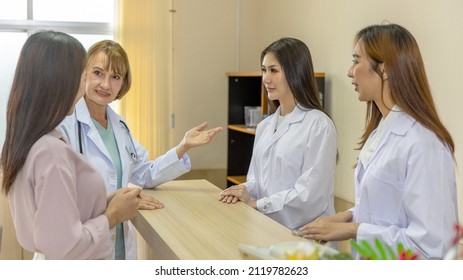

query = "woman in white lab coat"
[59, 40, 222, 259]
[219, 38, 337, 230]
[295, 24, 458, 259]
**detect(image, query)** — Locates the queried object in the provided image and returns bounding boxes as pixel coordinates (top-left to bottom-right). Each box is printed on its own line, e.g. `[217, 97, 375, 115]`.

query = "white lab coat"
[59, 98, 191, 259]
[246, 105, 337, 229]
[352, 109, 458, 259]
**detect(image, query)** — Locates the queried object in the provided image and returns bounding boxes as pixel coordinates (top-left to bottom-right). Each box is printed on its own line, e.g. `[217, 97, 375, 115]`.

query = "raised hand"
[176, 122, 223, 158]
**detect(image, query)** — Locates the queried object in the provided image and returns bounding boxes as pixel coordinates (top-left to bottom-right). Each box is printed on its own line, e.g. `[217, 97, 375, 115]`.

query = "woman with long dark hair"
[219, 38, 337, 230]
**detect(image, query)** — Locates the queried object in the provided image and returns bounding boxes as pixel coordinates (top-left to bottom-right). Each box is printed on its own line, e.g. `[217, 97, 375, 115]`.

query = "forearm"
[140, 148, 190, 187]
[175, 143, 189, 159]
[249, 200, 257, 209]
[327, 211, 353, 223]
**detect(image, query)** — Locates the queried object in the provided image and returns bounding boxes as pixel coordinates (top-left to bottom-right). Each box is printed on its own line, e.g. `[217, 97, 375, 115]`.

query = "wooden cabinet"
[226, 71, 325, 187]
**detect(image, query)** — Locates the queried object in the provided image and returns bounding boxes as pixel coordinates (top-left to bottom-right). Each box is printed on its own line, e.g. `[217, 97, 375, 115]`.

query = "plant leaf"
[397, 243, 404, 253]
[385, 243, 397, 260]
[350, 240, 369, 258]
[375, 239, 387, 260]
[361, 240, 378, 260]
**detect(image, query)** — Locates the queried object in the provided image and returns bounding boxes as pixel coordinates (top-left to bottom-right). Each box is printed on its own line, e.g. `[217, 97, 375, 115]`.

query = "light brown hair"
[355, 24, 454, 155]
[86, 40, 132, 100]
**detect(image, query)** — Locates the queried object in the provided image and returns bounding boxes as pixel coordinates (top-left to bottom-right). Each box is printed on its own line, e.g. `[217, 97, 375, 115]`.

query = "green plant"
[350, 239, 418, 260]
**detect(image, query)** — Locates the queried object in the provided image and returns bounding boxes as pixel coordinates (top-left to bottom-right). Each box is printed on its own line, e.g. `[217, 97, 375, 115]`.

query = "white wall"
[172, 0, 463, 221]
[171, 0, 237, 170]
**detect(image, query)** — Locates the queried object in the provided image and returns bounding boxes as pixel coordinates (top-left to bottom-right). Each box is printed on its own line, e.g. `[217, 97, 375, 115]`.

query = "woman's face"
[347, 40, 383, 103]
[85, 52, 123, 107]
[261, 52, 293, 104]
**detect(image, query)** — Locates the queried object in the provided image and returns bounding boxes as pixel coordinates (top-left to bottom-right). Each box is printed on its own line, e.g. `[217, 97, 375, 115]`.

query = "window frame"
[0, 0, 116, 146]
[0, 0, 114, 35]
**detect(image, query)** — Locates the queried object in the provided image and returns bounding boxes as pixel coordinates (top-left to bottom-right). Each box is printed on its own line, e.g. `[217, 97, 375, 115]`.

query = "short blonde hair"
[86, 40, 132, 100]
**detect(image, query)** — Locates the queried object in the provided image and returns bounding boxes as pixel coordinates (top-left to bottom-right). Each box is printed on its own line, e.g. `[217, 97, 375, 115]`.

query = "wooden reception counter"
[131, 179, 304, 259]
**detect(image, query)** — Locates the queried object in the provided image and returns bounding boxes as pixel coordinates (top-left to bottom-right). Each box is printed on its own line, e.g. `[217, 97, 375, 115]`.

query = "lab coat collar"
[266, 105, 308, 148]
[388, 109, 415, 136]
[74, 98, 114, 164]
[75, 98, 92, 126]
[273, 105, 307, 130]
[367, 108, 414, 154]
[105, 104, 125, 125]
[74, 98, 124, 126]
[357, 109, 415, 176]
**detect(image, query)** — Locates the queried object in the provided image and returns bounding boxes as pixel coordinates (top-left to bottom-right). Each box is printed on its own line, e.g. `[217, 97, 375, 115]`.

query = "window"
[0, 0, 115, 146]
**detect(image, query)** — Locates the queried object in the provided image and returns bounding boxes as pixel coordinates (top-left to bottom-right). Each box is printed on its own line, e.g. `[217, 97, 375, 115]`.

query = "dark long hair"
[260, 37, 323, 113]
[1, 30, 87, 194]
[356, 24, 454, 155]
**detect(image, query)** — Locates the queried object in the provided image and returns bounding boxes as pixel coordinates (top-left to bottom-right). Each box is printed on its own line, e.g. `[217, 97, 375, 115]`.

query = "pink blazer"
[8, 129, 112, 259]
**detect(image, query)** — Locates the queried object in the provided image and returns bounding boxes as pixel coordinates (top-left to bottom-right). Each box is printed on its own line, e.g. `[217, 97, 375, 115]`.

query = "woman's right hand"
[218, 184, 244, 203]
[104, 187, 141, 229]
[218, 184, 256, 208]
[218, 194, 240, 204]
[294, 212, 356, 242]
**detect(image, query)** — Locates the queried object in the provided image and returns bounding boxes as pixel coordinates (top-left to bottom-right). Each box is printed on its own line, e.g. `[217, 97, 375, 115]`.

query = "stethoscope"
[78, 118, 141, 162]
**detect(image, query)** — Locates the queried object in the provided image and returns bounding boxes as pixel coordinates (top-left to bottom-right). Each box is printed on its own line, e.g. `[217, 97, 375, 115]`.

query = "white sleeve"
[129, 138, 191, 188]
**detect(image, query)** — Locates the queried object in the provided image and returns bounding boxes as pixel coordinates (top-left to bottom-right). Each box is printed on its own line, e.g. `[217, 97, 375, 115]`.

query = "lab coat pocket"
[364, 168, 404, 225]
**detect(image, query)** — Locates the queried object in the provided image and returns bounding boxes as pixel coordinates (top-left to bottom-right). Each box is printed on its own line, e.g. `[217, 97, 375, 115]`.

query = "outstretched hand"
[176, 122, 223, 158]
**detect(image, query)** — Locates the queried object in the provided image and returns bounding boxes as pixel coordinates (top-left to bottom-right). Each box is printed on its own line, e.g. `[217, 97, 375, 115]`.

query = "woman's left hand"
[137, 193, 164, 210]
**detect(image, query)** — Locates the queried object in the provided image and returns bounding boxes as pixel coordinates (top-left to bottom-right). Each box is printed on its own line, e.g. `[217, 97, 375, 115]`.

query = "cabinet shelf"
[228, 124, 256, 135]
[226, 176, 247, 185]
[226, 72, 262, 187]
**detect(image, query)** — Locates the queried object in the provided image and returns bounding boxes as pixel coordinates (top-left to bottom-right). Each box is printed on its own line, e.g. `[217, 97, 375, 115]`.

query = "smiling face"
[84, 52, 123, 108]
[261, 52, 294, 107]
[347, 40, 384, 104]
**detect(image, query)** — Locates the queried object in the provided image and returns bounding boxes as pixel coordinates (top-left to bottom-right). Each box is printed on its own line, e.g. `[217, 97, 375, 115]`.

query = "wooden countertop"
[131, 179, 304, 260]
